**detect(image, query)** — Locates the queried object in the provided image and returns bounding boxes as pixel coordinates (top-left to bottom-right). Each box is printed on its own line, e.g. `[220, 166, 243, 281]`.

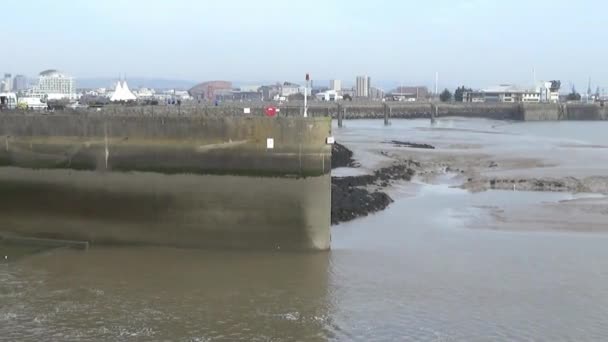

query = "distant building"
[188, 81, 232, 101]
[463, 82, 560, 103]
[1, 73, 12, 92]
[355, 76, 370, 97]
[134, 87, 155, 99]
[342, 88, 355, 98]
[386, 86, 429, 102]
[311, 86, 329, 96]
[315, 90, 342, 102]
[538, 80, 561, 103]
[239, 85, 261, 92]
[280, 82, 303, 97]
[260, 85, 281, 101]
[12, 75, 27, 92]
[369, 87, 385, 100]
[329, 80, 342, 92]
[30, 69, 76, 100]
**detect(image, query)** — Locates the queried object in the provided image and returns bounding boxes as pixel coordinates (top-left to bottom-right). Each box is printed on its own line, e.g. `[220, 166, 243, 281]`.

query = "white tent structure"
[110, 80, 137, 102]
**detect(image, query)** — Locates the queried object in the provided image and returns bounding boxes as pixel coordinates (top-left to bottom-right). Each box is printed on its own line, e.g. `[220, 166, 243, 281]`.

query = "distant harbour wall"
[0, 110, 332, 251]
[320, 102, 606, 121]
[127, 102, 608, 121]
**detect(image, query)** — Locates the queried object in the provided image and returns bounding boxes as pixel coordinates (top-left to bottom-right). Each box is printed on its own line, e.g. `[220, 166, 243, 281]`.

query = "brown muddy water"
[3, 119, 608, 341]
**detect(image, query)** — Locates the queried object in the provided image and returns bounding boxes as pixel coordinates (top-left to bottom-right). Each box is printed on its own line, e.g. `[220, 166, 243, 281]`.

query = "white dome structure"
[110, 80, 137, 102]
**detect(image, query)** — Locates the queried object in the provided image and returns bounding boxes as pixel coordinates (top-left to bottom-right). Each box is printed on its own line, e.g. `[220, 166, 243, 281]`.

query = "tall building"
[12, 75, 27, 91]
[355, 75, 370, 98]
[1, 73, 12, 92]
[31, 70, 76, 100]
[329, 80, 342, 92]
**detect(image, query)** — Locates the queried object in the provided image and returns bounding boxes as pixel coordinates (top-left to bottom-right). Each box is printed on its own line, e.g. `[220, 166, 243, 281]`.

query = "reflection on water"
[3, 119, 608, 341]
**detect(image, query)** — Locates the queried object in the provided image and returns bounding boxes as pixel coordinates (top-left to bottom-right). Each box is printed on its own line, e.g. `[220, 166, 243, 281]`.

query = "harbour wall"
[163, 102, 608, 121]
[0, 111, 332, 250]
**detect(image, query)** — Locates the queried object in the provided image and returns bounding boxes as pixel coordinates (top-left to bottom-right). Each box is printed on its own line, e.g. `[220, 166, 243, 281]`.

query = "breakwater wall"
[322, 102, 607, 121]
[158, 102, 608, 121]
[0, 110, 332, 250]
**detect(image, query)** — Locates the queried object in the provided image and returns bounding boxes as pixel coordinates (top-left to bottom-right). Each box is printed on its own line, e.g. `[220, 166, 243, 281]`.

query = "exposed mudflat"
[333, 118, 608, 232]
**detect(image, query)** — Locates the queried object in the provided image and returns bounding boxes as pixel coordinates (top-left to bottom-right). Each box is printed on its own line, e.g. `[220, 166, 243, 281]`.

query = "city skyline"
[2, 73, 604, 96]
[1, 0, 607, 89]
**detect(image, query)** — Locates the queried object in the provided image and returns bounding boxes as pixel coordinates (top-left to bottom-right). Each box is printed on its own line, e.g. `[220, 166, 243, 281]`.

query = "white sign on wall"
[266, 138, 274, 149]
[243, 108, 251, 114]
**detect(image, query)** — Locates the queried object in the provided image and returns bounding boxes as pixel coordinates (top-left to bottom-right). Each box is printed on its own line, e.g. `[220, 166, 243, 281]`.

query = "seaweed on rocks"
[331, 185, 393, 224]
[331, 161, 417, 224]
[331, 143, 357, 168]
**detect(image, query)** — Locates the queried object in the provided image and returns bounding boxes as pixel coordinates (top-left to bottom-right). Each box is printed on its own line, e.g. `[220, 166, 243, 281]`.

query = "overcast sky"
[2, 0, 606, 90]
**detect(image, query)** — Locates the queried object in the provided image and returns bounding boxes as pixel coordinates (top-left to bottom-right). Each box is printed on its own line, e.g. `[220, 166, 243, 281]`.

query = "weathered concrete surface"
[563, 104, 608, 120]
[187, 101, 604, 121]
[521, 103, 561, 121]
[0, 112, 331, 250]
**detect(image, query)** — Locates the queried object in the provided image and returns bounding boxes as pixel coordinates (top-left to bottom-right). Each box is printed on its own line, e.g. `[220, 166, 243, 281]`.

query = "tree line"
[438, 86, 472, 102]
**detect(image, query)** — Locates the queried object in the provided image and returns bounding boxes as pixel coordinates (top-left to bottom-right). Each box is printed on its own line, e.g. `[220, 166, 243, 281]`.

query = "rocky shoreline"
[331, 143, 417, 224]
[331, 143, 358, 168]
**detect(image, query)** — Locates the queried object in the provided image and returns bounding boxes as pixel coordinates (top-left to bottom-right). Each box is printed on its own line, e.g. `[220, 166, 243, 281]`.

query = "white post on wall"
[304, 73, 309, 118]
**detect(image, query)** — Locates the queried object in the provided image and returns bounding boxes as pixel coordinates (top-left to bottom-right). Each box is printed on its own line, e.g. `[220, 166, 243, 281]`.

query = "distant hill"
[76, 78, 197, 90]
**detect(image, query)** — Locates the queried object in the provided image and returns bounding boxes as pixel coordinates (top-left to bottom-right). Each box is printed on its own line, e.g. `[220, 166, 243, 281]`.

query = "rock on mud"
[331, 162, 417, 224]
[331, 143, 357, 169]
[388, 140, 435, 149]
[331, 185, 393, 225]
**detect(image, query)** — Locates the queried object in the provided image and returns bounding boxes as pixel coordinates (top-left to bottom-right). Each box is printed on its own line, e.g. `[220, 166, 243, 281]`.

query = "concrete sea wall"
[183, 101, 606, 121]
[73, 102, 608, 121]
[0, 111, 332, 250]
